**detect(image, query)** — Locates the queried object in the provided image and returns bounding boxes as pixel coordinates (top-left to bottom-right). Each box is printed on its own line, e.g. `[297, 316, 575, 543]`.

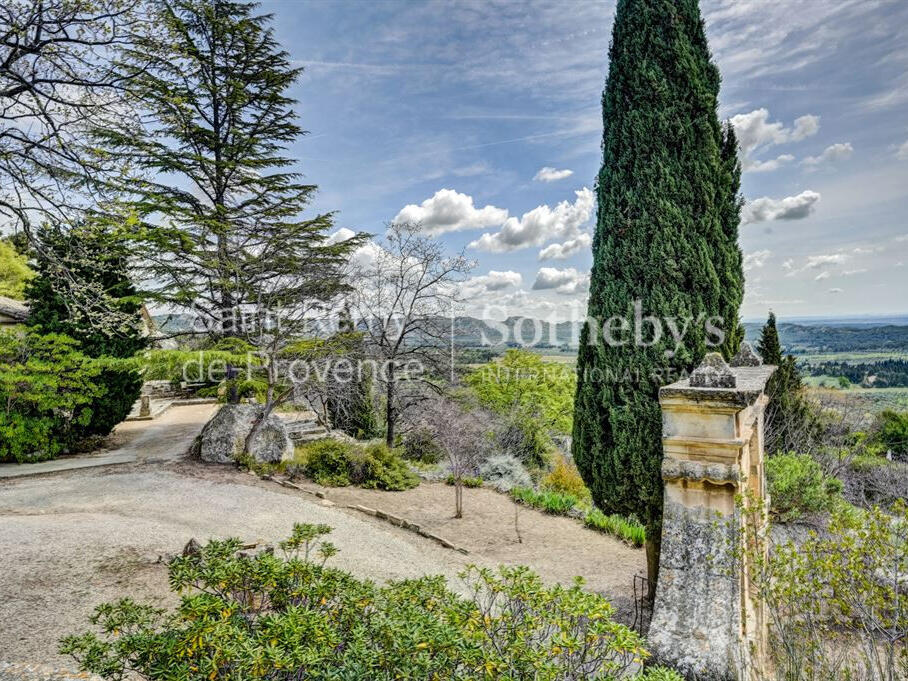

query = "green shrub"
[0, 331, 103, 463]
[510, 486, 579, 515]
[292, 439, 418, 491]
[446, 473, 483, 488]
[140, 349, 258, 383]
[583, 509, 646, 547]
[205, 337, 256, 353]
[295, 439, 356, 486]
[61, 525, 680, 681]
[740, 501, 907, 680]
[874, 409, 908, 460]
[766, 452, 844, 521]
[70, 361, 143, 442]
[357, 442, 419, 491]
[402, 426, 443, 463]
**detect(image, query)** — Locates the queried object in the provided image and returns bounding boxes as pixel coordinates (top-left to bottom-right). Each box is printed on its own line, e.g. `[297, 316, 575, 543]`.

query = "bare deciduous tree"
[0, 0, 139, 235]
[350, 221, 474, 447]
[420, 397, 491, 519]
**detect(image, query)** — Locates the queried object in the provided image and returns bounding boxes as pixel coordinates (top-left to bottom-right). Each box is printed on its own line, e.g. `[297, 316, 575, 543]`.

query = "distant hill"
[153, 312, 908, 355]
[743, 322, 908, 354]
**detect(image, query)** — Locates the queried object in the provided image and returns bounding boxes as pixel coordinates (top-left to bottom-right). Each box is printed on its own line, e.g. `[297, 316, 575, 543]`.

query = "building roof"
[0, 296, 29, 322]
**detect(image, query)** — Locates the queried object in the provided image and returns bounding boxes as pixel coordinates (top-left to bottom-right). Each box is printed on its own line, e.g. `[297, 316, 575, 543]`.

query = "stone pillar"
[649, 346, 774, 681]
[139, 395, 152, 418]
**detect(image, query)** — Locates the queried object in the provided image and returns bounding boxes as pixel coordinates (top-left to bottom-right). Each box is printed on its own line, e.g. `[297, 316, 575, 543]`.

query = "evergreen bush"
[61, 525, 681, 681]
[766, 452, 843, 521]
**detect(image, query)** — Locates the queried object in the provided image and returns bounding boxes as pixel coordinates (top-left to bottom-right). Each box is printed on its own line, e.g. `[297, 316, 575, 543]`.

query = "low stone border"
[261, 475, 469, 555]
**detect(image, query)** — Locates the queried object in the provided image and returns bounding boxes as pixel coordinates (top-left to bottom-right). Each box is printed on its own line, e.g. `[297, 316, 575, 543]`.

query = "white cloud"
[742, 190, 821, 224]
[897, 234, 908, 242]
[531, 267, 589, 295]
[897, 140, 908, 161]
[393, 188, 508, 235]
[326, 227, 383, 269]
[746, 154, 794, 172]
[801, 142, 854, 168]
[469, 187, 594, 253]
[814, 270, 830, 281]
[743, 249, 771, 271]
[843, 268, 867, 275]
[538, 233, 592, 260]
[533, 166, 574, 182]
[805, 253, 848, 268]
[828, 288, 844, 294]
[462, 270, 522, 299]
[730, 109, 819, 167]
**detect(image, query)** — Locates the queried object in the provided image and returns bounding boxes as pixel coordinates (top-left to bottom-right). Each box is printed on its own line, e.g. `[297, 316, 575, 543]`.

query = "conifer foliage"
[758, 312, 818, 454]
[25, 221, 146, 440]
[100, 0, 339, 336]
[572, 0, 744, 595]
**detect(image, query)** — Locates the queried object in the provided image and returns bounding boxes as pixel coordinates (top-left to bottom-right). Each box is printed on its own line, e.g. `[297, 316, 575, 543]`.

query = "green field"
[797, 350, 908, 364]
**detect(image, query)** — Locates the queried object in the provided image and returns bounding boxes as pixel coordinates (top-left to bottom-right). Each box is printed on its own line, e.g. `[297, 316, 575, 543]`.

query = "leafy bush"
[467, 350, 574, 469]
[542, 454, 591, 501]
[583, 509, 646, 547]
[479, 453, 532, 491]
[874, 409, 908, 460]
[0, 331, 102, 462]
[205, 337, 256, 353]
[402, 426, 443, 463]
[292, 439, 418, 491]
[465, 349, 575, 434]
[741, 501, 907, 681]
[61, 525, 681, 681]
[446, 473, 483, 488]
[766, 452, 844, 521]
[510, 486, 579, 515]
[496, 409, 554, 469]
[0, 239, 32, 298]
[295, 439, 355, 486]
[357, 442, 419, 491]
[140, 349, 258, 383]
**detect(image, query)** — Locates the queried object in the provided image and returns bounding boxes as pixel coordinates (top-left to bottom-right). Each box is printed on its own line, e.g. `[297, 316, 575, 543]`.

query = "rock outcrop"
[196, 404, 293, 464]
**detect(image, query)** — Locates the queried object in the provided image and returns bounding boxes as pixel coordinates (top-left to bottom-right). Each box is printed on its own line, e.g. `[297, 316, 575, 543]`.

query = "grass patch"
[445, 474, 484, 488]
[509, 486, 579, 515]
[583, 509, 646, 547]
[509, 486, 645, 547]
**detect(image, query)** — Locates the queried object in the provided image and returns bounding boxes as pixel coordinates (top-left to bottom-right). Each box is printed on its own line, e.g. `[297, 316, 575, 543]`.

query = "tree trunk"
[645, 527, 661, 604]
[454, 481, 463, 519]
[384, 366, 395, 448]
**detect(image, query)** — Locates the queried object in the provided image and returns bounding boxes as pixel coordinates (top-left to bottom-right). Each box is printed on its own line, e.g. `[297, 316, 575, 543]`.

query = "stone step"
[289, 429, 329, 443]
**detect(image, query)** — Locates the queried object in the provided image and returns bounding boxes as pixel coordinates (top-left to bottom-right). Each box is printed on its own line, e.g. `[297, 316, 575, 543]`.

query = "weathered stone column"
[649, 346, 774, 681]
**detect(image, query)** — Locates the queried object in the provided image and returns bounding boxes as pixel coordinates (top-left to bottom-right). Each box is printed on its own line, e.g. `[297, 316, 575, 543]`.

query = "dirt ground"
[271, 473, 646, 611]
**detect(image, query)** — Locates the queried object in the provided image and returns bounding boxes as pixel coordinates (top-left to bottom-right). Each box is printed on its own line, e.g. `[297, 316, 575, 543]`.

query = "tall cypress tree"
[758, 312, 817, 454]
[756, 311, 783, 365]
[572, 0, 743, 598]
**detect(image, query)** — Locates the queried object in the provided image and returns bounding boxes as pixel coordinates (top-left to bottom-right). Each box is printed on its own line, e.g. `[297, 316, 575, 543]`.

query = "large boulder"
[197, 404, 293, 464]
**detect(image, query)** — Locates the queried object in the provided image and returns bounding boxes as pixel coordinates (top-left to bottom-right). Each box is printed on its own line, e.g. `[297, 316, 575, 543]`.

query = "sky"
[261, 0, 908, 322]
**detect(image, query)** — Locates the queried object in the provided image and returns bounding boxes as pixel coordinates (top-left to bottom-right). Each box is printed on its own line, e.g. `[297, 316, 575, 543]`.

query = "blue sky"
[263, 0, 908, 321]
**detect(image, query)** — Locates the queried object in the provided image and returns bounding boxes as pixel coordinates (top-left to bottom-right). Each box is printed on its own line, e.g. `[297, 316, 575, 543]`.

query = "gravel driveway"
[0, 425, 471, 671]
